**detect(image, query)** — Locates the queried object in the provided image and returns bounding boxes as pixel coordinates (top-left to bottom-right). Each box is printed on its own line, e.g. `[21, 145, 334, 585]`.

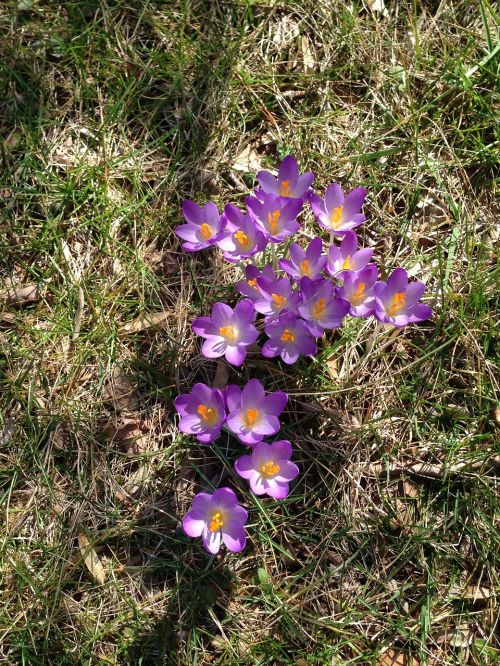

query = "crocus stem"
[271, 243, 278, 271]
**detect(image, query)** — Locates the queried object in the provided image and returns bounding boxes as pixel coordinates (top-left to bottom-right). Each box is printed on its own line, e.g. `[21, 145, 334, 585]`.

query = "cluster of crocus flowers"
[175, 379, 297, 554]
[175, 154, 432, 555]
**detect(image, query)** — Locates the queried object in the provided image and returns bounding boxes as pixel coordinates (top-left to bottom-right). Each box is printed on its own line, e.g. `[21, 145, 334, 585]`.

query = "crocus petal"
[408, 303, 432, 322]
[324, 183, 344, 213]
[175, 225, 201, 242]
[174, 394, 191, 417]
[211, 302, 235, 327]
[387, 267, 408, 293]
[274, 460, 299, 483]
[212, 487, 237, 509]
[262, 340, 279, 358]
[225, 345, 247, 366]
[192, 317, 217, 337]
[342, 187, 366, 220]
[234, 298, 256, 322]
[191, 492, 213, 514]
[249, 470, 267, 495]
[202, 528, 222, 555]
[257, 170, 279, 194]
[222, 524, 246, 553]
[404, 282, 426, 308]
[264, 391, 288, 416]
[278, 155, 299, 184]
[202, 337, 227, 359]
[234, 454, 254, 479]
[265, 478, 290, 499]
[295, 172, 314, 196]
[225, 385, 242, 413]
[182, 200, 203, 225]
[178, 414, 203, 435]
[271, 439, 292, 460]
[252, 414, 280, 437]
[241, 378, 266, 408]
[350, 248, 373, 271]
[281, 347, 300, 365]
[182, 514, 205, 537]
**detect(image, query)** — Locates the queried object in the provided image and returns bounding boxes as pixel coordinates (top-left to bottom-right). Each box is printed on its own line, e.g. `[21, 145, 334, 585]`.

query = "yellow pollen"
[279, 180, 291, 197]
[350, 282, 366, 306]
[197, 404, 219, 426]
[199, 222, 213, 240]
[209, 511, 224, 532]
[299, 259, 310, 276]
[341, 255, 353, 270]
[388, 292, 406, 316]
[260, 461, 280, 477]
[272, 293, 287, 308]
[267, 209, 281, 233]
[313, 297, 326, 320]
[245, 408, 260, 426]
[234, 230, 251, 248]
[330, 205, 344, 229]
[219, 325, 237, 342]
[280, 328, 295, 342]
[247, 278, 257, 288]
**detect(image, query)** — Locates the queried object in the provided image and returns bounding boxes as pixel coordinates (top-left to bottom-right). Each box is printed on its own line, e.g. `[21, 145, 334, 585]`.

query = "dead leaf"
[365, 0, 389, 16]
[301, 35, 316, 73]
[120, 310, 169, 334]
[434, 623, 474, 648]
[213, 360, 230, 388]
[494, 405, 500, 425]
[449, 585, 493, 601]
[377, 650, 420, 665]
[78, 532, 106, 585]
[116, 463, 150, 500]
[232, 143, 262, 174]
[104, 418, 149, 456]
[1, 284, 40, 305]
[0, 420, 17, 445]
[103, 366, 138, 410]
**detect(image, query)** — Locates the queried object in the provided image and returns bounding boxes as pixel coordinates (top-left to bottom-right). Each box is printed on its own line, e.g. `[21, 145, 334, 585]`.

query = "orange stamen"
[272, 293, 287, 308]
[219, 325, 237, 342]
[260, 461, 280, 477]
[279, 180, 291, 197]
[244, 408, 260, 426]
[280, 329, 295, 342]
[313, 297, 326, 319]
[341, 255, 353, 270]
[197, 404, 219, 426]
[209, 511, 224, 532]
[388, 292, 406, 316]
[299, 259, 310, 276]
[247, 278, 257, 288]
[234, 230, 250, 248]
[330, 205, 344, 229]
[350, 282, 366, 306]
[199, 222, 213, 240]
[267, 210, 281, 233]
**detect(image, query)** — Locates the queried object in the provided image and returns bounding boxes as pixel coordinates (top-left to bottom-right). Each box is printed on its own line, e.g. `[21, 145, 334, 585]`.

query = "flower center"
[330, 205, 344, 229]
[350, 282, 366, 306]
[260, 460, 280, 478]
[279, 180, 291, 197]
[313, 297, 327, 320]
[267, 210, 281, 233]
[280, 328, 295, 342]
[388, 292, 406, 316]
[244, 408, 260, 426]
[234, 230, 251, 249]
[247, 278, 257, 288]
[219, 325, 238, 342]
[341, 255, 353, 270]
[209, 511, 224, 532]
[272, 293, 287, 309]
[199, 222, 213, 240]
[197, 404, 219, 426]
[299, 259, 310, 276]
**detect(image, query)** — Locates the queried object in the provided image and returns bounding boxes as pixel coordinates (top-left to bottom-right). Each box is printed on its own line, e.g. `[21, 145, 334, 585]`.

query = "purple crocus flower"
[254, 276, 300, 320]
[216, 204, 267, 262]
[235, 440, 299, 499]
[262, 311, 317, 365]
[337, 265, 378, 317]
[373, 268, 432, 327]
[310, 183, 366, 235]
[225, 379, 288, 445]
[174, 383, 226, 443]
[236, 264, 275, 302]
[256, 155, 314, 200]
[246, 194, 301, 243]
[326, 231, 373, 278]
[182, 487, 247, 554]
[279, 236, 327, 281]
[192, 299, 258, 366]
[175, 200, 225, 252]
[298, 277, 350, 337]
